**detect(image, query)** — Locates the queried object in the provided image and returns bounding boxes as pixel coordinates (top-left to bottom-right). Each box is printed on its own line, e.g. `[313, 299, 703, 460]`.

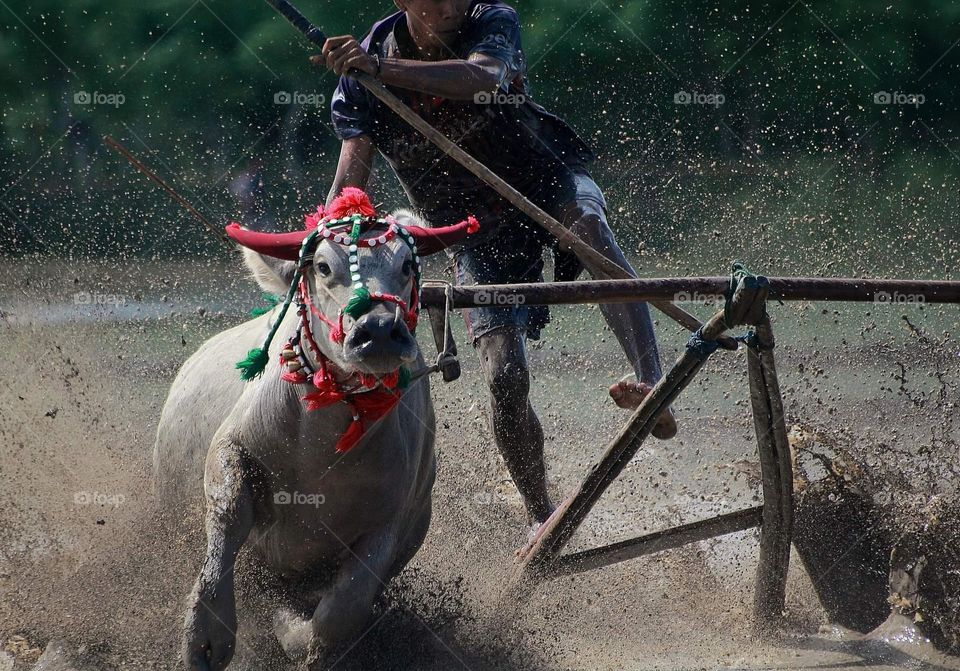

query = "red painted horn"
[403, 215, 480, 255]
[225, 222, 309, 260]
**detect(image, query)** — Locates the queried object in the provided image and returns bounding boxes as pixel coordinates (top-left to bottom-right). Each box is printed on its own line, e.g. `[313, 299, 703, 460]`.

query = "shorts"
[453, 166, 608, 343]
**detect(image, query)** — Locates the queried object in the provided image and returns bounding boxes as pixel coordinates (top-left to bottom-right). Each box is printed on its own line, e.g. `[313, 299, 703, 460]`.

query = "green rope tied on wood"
[724, 261, 758, 328]
[737, 329, 761, 350]
[685, 326, 720, 360]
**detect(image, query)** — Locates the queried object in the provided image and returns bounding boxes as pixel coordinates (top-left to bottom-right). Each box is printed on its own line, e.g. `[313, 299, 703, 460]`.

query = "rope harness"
[229, 188, 477, 454]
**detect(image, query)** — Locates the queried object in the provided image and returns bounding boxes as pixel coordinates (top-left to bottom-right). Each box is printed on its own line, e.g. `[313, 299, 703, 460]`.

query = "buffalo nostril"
[352, 327, 373, 346]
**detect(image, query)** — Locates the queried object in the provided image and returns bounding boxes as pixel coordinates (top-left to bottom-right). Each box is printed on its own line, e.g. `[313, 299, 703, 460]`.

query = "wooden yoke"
[507, 276, 766, 594]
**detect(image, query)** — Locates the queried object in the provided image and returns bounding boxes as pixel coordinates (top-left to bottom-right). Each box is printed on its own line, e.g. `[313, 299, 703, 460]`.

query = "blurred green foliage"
[0, 0, 957, 270]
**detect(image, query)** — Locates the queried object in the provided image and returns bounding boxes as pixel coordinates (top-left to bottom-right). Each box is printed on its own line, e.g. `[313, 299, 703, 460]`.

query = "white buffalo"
[153, 188, 477, 670]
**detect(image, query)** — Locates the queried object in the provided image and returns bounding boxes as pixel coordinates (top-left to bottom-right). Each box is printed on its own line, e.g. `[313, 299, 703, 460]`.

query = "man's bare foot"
[609, 380, 678, 439]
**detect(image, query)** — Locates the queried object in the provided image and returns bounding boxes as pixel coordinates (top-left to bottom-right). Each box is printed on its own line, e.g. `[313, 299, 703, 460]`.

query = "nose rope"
[300, 277, 418, 345]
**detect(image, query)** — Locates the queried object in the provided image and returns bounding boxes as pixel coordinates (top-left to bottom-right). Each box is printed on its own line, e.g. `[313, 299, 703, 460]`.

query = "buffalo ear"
[389, 207, 428, 229]
[242, 248, 297, 296]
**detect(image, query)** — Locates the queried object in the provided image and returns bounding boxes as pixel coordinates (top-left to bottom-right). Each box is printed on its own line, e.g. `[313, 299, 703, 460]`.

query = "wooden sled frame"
[420, 271, 960, 629]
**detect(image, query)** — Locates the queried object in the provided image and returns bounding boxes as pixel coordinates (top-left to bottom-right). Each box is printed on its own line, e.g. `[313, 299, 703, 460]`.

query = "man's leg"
[554, 178, 677, 438]
[474, 326, 554, 523]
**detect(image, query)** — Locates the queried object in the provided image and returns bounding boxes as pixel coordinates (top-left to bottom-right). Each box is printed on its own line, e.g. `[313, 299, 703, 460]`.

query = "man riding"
[314, 0, 677, 528]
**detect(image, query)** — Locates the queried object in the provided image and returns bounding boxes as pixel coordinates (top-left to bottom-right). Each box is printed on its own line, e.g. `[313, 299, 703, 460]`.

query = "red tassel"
[380, 370, 399, 389]
[302, 387, 348, 411]
[302, 372, 348, 410]
[464, 214, 480, 234]
[353, 389, 402, 416]
[335, 416, 366, 453]
[304, 205, 325, 230]
[281, 370, 308, 384]
[327, 187, 376, 219]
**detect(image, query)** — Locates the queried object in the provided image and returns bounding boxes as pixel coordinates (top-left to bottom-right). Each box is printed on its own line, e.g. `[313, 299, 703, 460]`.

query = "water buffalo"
[152, 188, 477, 669]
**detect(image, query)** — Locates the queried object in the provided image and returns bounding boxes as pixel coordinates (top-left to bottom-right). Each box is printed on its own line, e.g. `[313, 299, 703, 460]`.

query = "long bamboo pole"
[103, 136, 233, 249]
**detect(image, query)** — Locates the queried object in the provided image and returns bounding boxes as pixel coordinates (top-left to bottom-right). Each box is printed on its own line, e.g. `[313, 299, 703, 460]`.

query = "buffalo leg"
[182, 439, 256, 671]
[305, 530, 400, 669]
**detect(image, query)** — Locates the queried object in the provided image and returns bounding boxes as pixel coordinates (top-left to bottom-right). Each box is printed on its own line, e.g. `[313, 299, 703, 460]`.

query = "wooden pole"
[419, 276, 960, 309]
[548, 505, 763, 578]
[425, 305, 460, 382]
[746, 311, 794, 631]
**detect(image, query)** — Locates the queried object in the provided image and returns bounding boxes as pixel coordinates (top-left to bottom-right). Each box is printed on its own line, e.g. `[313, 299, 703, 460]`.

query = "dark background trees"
[1, 0, 957, 271]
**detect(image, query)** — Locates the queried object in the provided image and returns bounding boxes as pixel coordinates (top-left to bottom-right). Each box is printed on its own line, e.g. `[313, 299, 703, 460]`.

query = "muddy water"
[1, 258, 958, 670]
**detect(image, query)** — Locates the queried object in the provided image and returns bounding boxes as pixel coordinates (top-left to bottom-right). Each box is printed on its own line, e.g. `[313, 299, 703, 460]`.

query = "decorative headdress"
[224, 187, 479, 381]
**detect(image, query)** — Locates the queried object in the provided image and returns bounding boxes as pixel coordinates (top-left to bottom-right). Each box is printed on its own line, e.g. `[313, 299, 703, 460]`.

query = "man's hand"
[310, 36, 376, 77]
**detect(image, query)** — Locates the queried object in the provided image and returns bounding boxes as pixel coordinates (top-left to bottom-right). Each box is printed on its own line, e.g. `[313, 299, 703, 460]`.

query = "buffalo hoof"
[273, 607, 312, 661]
[182, 594, 238, 671]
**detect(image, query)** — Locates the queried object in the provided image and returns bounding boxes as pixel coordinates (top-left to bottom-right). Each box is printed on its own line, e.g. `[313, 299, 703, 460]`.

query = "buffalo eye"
[401, 259, 413, 276]
[316, 261, 332, 277]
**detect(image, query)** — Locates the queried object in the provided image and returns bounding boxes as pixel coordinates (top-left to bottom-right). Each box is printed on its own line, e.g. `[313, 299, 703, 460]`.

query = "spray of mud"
[2, 256, 959, 670]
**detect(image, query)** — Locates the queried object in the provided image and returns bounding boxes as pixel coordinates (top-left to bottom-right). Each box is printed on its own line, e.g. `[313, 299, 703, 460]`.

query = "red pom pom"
[465, 214, 479, 234]
[327, 187, 376, 219]
[304, 205, 325, 230]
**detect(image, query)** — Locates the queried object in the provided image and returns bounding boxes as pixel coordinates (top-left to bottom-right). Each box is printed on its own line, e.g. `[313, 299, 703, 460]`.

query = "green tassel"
[236, 347, 270, 381]
[235, 229, 318, 383]
[344, 287, 372, 319]
[398, 366, 411, 389]
[249, 292, 281, 317]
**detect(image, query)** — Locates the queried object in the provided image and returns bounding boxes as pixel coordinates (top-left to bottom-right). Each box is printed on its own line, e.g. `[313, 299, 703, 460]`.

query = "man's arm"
[327, 135, 376, 207]
[312, 37, 509, 101]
